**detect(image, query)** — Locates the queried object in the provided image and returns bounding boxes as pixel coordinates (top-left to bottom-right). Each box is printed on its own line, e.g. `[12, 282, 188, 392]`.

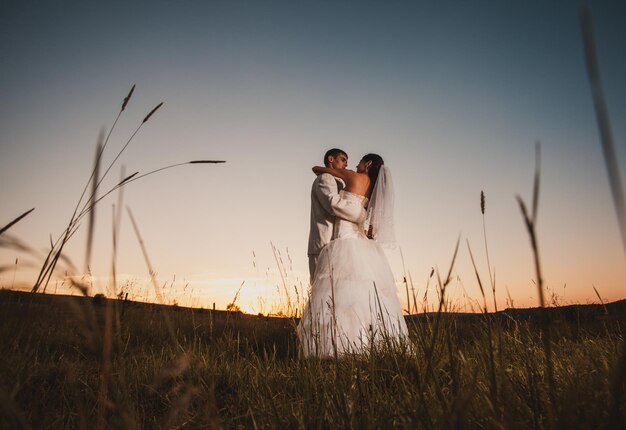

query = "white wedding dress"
[298, 190, 409, 357]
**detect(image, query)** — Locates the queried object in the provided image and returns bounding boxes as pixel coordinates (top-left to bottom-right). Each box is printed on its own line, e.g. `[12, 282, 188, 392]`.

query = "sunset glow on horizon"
[1, 1, 625, 314]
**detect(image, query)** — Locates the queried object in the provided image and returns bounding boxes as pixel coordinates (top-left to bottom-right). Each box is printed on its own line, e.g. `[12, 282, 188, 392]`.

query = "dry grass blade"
[0, 208, 35, 236]
[119, 161, 226, 188]
[399, 247, 411, 314]
[444, 234, 461, 287]
[466, 239, 499, 414]
[580, 6, 626, 255]
[85, 141, 102, 273]
[581, 6, 626, 426]
[30, 89, 218, 295]
[532, 142, 541, 222]
[73, 126, 110, 223]
[480, 191, 497, 312]
[110, 169, 126, 333]
[515, 199, 546, 309]
[516, 149, 544, 305]
[0, 234, 36, 255]
[88, 126, 142, 206]
[34, 86, 133, 292]
[126, 206, 181, 351]
[516, 143, 556, 419]
[143, 102, 164, 123]
[78, 172, 137, 217]
[226, 281, 245, 314]
[466, 240, 488, 313]
[53, 156, 222, 286]
[88, 94, 162, 209]
[69, 277, 90, 297]
[127, 207, 164, 305]
[271, 242, 292, 315]
[422, 239, 462, 388]
[592, 285, 609, 315]
[34, 242, 67, 293]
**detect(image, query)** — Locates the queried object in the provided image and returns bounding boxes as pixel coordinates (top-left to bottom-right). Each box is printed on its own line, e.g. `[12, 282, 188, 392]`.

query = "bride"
[297, 153, 409, 357]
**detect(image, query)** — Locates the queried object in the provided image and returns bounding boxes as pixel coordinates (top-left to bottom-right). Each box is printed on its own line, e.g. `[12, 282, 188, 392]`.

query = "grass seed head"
[118, 171, 139, 186]
[481, 191, 485, 215]
[121, 84, 136, 112]
[143, 102, 164, 123]
[189, 160, 226, 164]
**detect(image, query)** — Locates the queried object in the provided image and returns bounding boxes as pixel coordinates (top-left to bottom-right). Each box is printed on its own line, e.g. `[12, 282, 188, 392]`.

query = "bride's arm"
[312, 166, 356, 184]
[313, 169, 366, 224]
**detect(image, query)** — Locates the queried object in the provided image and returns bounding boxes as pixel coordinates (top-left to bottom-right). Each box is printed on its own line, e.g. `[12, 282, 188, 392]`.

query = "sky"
[1, 0, 625, 314]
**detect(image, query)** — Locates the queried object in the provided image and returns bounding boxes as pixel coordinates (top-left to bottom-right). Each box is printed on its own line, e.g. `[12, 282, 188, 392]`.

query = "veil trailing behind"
[366, 165, 395, 247]
[297, 181, 408, 358]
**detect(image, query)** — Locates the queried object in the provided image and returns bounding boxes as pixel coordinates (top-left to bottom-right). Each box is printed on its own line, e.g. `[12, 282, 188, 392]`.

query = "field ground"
[1, 289, 625, 428]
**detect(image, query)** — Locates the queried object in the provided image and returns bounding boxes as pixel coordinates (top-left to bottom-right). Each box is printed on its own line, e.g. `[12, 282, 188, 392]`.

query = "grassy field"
[2, 8, 626, 428]
[1, 289, 624, 429]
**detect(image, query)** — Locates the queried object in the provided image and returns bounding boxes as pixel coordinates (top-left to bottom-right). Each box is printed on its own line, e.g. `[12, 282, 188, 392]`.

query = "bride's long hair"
[362, 153, 384, 195]
[362, 153, 395, 246]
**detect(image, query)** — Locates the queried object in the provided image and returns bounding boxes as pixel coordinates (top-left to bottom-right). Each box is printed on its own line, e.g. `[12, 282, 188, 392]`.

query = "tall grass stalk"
[30, 89, 223, 295]
[126, 206, 180, 351]
[78, 85, 134, 219]
[399, 247, 412, 314]
[32, 85, 136, 293]
[32, 87, 142, 293]
[271, 242, 293, 316]
[481, 191, 497, 313]
[87, 102, 162, 204]
[516, 143, 557, 422]
[480, 191, 505, 382]
[408, 270, 418, 314]
[423, 237, 460, 389]
[0, 208, 35, 236]
[466, 239, 500, 421]
[84, 139, 103, 274]
[581, 5, 626, 427]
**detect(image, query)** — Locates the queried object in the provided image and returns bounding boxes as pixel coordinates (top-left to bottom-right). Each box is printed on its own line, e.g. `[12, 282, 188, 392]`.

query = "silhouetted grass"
[0, 290, 624, 428]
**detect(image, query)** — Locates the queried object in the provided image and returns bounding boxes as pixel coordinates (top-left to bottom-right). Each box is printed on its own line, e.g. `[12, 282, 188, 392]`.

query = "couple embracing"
[298, 149, 408, 358]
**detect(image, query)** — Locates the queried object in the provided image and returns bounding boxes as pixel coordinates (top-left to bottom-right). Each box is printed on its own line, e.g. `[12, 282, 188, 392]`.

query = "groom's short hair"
[324, 148, 348, 167]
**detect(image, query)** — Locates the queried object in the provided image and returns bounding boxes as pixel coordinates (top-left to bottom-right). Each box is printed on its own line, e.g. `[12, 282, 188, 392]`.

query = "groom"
[308, 148, 366, 281]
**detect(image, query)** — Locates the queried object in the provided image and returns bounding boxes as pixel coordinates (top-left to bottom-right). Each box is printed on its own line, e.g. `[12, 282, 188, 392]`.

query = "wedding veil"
[366, 165, 396, 247]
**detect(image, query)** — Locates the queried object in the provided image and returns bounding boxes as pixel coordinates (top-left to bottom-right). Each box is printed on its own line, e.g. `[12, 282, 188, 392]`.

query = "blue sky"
[1, 1, 625, 312]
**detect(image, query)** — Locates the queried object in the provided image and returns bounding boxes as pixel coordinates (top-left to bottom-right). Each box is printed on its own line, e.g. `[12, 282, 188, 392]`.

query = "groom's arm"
[315, 174, 366, 223]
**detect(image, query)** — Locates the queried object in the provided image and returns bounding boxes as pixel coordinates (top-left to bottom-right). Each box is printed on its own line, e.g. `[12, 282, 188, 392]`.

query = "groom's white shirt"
[308, 173, 365, 278]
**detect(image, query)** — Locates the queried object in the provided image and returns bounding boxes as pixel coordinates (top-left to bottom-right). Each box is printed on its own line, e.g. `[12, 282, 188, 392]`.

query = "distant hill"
[406, 298, 626, 325]
[2, 288, 625, 327]
[499, 299, 626, 320]
[0, 289, 273, 322]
